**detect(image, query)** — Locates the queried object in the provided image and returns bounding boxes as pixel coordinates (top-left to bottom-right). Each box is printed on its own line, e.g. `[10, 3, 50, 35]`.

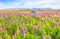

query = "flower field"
[0, 10, 60, 39]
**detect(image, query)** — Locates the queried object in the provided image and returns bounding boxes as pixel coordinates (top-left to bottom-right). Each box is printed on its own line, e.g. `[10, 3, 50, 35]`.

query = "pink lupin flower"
[42, 33, 45, 39]
[48, 34, 50, 39]
[42, 18, 45, 21]
[25, 26, 28, 31]
[20, 20, 22, 26]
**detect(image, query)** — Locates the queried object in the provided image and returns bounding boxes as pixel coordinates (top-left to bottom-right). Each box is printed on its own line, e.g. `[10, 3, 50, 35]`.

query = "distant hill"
[0, 8, 51, 10]
[0, 8, 60, 11]
[30, 8, 51, 10]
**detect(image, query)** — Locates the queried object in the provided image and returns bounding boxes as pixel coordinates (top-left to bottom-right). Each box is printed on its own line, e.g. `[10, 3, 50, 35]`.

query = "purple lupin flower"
[20, 29, 24, 36]
[48, 34, 50, 39]
[52, 23, 58, 26]
[42, 33, 45, 39]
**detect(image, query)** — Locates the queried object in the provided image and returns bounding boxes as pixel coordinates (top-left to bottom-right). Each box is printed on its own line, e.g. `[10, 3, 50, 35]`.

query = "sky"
[0, 0, 60, 9]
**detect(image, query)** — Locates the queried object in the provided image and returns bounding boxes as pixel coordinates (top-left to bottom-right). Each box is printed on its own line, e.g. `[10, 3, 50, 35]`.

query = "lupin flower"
[20, 20, 23, 28]
[48, 34, 50, 39]
[17, 13, 21, 16]
[42, 33, 45, 39]
[25, 26, 28, 31]
[20, 29, 24, 36]
[40, 13, 45, 16]
[20, 20, 22, 25]
[52, 22, 58, 26]
[42, 18, 46, 22]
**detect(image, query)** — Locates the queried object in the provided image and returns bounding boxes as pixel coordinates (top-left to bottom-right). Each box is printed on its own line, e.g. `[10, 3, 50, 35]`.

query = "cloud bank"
[0, 0, 60, 9]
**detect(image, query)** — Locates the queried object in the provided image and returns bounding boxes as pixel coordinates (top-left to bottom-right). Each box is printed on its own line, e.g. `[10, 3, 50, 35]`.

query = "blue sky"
[0, 0, 60, 9]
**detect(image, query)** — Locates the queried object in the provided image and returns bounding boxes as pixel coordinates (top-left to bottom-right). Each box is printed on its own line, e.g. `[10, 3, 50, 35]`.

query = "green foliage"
[0, 14, 60, 39]
[15, 34, 22, 39]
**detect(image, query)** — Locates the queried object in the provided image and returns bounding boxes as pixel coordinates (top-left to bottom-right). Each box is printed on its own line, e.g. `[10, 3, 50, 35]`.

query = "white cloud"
[22, 0, 55, 8]
[26, 0, 54, 4]
[0, 0, 60, 9]
[50, 5, 60, 9]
